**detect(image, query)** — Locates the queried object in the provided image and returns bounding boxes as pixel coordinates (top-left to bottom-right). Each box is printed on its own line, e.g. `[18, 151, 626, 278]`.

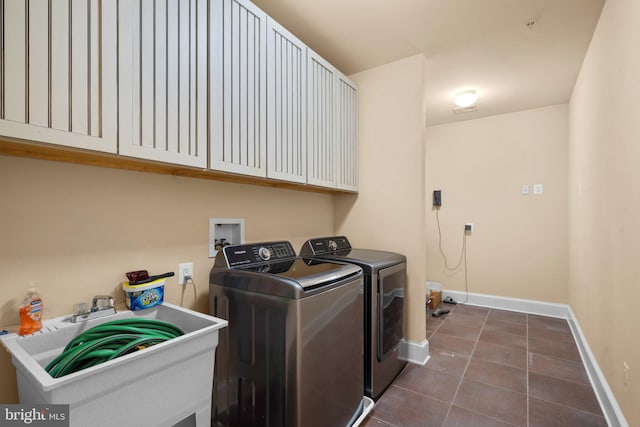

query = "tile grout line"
[452, 366, 529, 395]
[440, 305, 490, 426]
[528, 367, 593, 387]
[367, 414, 401, 427]
[528, 394, 609, 418]
[390, 383, 458, 407]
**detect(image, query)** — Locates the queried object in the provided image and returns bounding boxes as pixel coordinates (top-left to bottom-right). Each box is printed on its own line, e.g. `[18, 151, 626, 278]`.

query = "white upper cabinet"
[336, 72, 358, 191]
[0, 0, 357, 192]
[0, 0, 117, 152]
[210, 0, 267, 177]
[306, 50, 336, 188]
[117, 0, 208, 167]
[266, 18, 306, 184]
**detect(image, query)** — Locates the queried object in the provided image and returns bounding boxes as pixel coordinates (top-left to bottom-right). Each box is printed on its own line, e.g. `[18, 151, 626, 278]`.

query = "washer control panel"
[304, 236, 351, 255]
[224, 241, 296, 267]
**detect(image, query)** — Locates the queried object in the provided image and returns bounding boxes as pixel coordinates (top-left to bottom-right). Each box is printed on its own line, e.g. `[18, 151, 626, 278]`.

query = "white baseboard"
[399, 338, 430, 366]
[439, 290, 628, 427]
[441, 290, 570, 318]
[566, 307, 628, 427]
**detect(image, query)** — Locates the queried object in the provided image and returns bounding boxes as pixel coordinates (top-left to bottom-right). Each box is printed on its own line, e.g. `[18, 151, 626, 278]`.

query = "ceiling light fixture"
[453, 90, 477, 108]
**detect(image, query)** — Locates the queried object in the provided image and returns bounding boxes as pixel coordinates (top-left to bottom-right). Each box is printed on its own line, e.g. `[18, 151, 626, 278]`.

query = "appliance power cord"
[180, 276, 198, 308]
[435, 207, 470, 304]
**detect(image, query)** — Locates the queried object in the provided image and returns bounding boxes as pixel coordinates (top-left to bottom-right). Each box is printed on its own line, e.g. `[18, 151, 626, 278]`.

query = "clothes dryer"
[300, 236, 407, 400]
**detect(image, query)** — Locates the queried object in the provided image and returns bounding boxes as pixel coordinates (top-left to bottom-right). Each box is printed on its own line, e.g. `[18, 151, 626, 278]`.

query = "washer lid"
[211, 241, 362, 298]
[239, 258, 360, 286]
[211, 259, 361, 298]
[300, 237, 406, 273]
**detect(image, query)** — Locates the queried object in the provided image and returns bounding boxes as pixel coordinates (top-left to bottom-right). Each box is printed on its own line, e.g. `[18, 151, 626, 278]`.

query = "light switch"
[533, 184, 543, 195]
[521, 184, 530, 195]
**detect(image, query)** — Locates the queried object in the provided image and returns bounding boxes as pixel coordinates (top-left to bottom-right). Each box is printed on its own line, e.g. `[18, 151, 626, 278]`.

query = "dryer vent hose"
[45, 318, 184, 378]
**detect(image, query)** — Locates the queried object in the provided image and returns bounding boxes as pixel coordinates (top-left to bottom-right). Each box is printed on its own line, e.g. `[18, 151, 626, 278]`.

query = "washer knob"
[258, 264, 271, 273]
[258, 247, 271, 261]
[328, 240, 338, 251]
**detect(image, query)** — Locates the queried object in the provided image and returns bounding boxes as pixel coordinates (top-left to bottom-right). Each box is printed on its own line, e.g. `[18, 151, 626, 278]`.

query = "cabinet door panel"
[307, 50, 336, 188]
[28, 0, 48, 127]
[211, 0, 267, 177]
[50, 1, 70, 131]
[70, 0, 89, 136]
[2, 0, 27, 123]
[0, 0, 116, 151]
[117, 0, 207, 167]
[89, 0, 100, 137]
[266, 18, 306, 183]
[336, 74, 358, 191]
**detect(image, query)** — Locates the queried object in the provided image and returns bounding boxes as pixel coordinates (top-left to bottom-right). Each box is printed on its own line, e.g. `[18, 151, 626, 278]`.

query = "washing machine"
[210, 241, 367, 427]
[300, 236, 407, 400]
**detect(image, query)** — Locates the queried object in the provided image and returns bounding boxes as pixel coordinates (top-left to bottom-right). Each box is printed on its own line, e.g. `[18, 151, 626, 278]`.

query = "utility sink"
[1, 303, 227, 427]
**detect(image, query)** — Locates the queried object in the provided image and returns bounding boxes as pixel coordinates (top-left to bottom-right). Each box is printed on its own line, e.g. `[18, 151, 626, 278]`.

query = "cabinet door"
[210, 0, 267, 177]
[336, 73, 358, 191]
[0, 0, 117, 152]
[266, 18, 306, 184]
[117, 0, 207, 167]
[307, 50, 336, 188]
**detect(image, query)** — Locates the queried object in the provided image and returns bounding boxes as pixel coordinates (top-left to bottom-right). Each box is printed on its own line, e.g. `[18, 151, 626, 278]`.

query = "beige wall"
[4, 5, 638, 421]
[424, 105, 569, 303]
[569, 0, 640, 422]
[335, 54, 427, 344]
[0, 154, 334, 403]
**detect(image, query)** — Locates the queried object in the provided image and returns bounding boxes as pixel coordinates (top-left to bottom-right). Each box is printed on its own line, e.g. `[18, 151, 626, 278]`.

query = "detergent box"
[122, 278, 165, 310]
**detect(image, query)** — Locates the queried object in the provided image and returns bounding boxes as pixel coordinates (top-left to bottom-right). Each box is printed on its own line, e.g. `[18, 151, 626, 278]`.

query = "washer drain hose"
[45, 318, 184, 378]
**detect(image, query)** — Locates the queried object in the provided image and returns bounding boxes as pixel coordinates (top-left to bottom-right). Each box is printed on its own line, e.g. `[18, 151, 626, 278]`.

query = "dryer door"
[377, 262, 406, 361]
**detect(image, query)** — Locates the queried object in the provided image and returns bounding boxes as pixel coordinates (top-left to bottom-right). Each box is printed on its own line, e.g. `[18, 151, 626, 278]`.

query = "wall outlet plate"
[178, 262, 193, 285]
[465, 223, 474, 233]
[433, 190, 442, 207]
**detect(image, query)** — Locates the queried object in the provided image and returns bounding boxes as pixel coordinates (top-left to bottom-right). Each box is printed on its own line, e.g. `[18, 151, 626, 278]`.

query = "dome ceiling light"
[453, 90, 477, 108]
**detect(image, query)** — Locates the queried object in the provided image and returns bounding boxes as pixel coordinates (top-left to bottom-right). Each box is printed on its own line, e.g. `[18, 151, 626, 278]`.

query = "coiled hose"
[45, 318, 184, 378]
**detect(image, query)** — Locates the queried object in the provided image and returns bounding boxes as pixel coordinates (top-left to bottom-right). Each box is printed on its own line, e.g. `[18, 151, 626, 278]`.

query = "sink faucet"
[72, 295, 117, 323]
[91, 295, 114, 312]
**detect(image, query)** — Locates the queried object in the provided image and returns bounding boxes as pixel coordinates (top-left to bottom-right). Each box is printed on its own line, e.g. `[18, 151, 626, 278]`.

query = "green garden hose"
[45, 318, 184, 378]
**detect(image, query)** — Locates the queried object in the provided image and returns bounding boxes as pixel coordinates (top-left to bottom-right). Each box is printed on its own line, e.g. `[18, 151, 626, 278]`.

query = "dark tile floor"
[362, 303, 607, 427]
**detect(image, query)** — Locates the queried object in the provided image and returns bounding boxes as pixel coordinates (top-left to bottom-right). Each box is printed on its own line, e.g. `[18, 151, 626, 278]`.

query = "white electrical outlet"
[533, 183, 543, 194]
[465, 223, 474, 233]
[179, 262, 193, 285]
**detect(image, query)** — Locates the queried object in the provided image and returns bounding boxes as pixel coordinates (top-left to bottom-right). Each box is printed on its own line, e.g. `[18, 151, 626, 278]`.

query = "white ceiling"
[252, 0, 605, 125]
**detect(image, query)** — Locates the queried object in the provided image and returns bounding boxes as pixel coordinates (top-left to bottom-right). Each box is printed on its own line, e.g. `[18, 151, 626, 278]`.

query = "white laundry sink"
[1, 302, 227, 427]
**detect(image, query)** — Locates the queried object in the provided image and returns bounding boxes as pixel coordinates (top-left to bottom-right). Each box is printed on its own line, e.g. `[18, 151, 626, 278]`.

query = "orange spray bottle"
[19, 288, 43, 336]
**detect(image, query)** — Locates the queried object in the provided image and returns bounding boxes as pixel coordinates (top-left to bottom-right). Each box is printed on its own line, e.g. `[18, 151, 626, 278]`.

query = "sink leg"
[194, 406, 211, 427]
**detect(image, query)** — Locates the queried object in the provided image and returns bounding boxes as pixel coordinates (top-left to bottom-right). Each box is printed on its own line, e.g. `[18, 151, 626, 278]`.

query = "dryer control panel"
[223, 241, 296, 267]
[303, 236, 351, 255]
